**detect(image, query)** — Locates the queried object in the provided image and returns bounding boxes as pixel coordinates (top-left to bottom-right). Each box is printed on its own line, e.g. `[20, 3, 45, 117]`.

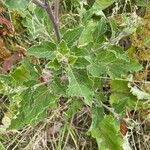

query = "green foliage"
[1, 0, 149, 149]
[67, 66, 94, 106]
[93, 17, 106, 44]
[88, 50, 142, 78]
[62, 26, 84, 47]
[4, 0, 30, 9]
[27, 41, 56, 59]
[9, 86, 56, 129]
[90, 115, 123, 150]
[94, 0, 116, 10]
[0, 142, 5, 150]
[110, 80, 137, 114]
[64, 99, 83, 120]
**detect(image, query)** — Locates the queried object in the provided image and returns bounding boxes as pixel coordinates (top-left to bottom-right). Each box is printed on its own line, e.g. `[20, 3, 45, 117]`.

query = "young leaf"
[58, 40, 70, 55]
[46, 58, 61, 70]
[67, 66, 94, 106]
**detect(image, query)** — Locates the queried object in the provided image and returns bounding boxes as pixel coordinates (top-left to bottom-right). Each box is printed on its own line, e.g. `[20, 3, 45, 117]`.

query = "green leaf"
[11, 60, 40, 84]
[58, 40, 70, 55]
[62, 26, 84, 47]
[4, 0, 30, 9]
[108, 59, 142, 78]
[0, 75, 14, 84]
[89, 106, 104, 131]
[110, 80, 137, 112]
[90, 115, 123, 150]
[109, 18, 118, 38]
[27, 41, 56, 58]
[46, 58, 61, 70]
[68, 55, 78, 64]
[64, 99, 83, 120]
[79, 20, 97, 45]
[11, 65, 32, 84]
[93, 17, 106, 44]
[0, 142, 5, 150]
[88, 50, 142, 78]
[94, 0, 116, 10]
[21, 5, 52, 39]
[72, 45, 91, 57]
[73, 57, 90, 69]
[51, 76, 68, 96]
[67, 66, 94, 106]
[9, 86, 56, 129]
[88, 63, 105, 77]
[108, 45, 129, 61]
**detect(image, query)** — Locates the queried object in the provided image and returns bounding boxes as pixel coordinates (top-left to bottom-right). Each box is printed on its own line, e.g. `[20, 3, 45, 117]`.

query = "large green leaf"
[67, 66, 94, 106]
[11, 65, 32, 84]
[4, 0, 30, 9]
[27, 41, 56, 58]
[90, 115, 123, 150]
[9, 86, 56, 129]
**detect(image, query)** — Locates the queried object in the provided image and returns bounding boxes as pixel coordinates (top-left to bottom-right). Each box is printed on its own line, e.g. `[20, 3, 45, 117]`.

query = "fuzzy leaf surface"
[67, 66, 94, 106]
[88, 50, 142, 78]
[9, 86, 56, 129]
[90, 115, 123, 150]
[62, 26, 84, 47]
[27, 41, 56, 58]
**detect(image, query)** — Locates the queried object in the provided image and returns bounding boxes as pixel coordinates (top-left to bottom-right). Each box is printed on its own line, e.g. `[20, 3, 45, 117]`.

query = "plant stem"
[45, 0, 61, 43]
[32, 0, 45, 8]
[32, 0, 61, 43]
[54, 0, 60, 25]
